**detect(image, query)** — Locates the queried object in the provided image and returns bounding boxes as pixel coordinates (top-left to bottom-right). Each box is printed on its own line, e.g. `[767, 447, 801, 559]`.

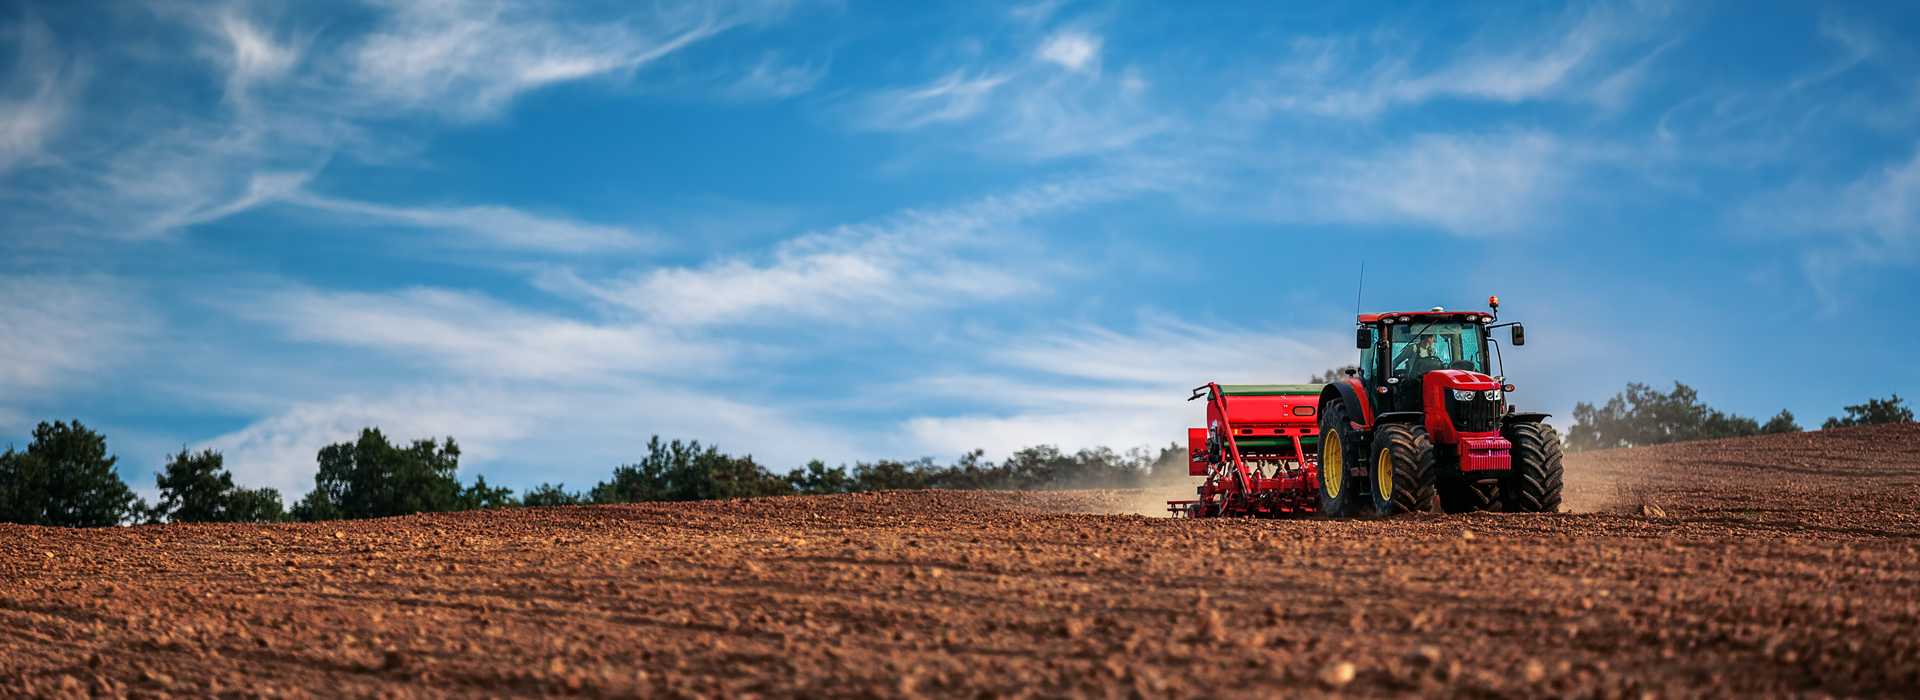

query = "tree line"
[1564, 384, 1912, 452]
[1, 421, 1185, 527]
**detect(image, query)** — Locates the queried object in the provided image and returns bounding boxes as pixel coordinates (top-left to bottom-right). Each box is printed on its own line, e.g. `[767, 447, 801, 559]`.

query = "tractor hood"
[1425, 370, 1499, 390]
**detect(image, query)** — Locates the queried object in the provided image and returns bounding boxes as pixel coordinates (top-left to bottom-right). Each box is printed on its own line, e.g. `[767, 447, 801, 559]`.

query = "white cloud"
[0, 277, 144, 426]
[575, 177, 1132, 326]
[0, 21, 80, 172]
[204, 379, 853, 498]
[1311, 132, 1564, 235]
[900, 317, 1349, 458]
[1754, 143, 1920, 270]
[286, 191, 655, 252]
[216, 14, 299, 105]
[860, 70, 1011, 129]
[728, 53, 828, 99]
[1258, 5, 1667, 118]
[856, 29, 1170, 158]
[202, 386, 537, 498]
[5, 0, 795, 242]
[346, 0, 783, 119]
[240, 287, 726, 381]
[1039, 31, 1100, 72]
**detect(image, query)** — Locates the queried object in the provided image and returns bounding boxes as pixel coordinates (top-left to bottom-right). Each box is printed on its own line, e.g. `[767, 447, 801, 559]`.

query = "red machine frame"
[1168, 382, 1322, 518]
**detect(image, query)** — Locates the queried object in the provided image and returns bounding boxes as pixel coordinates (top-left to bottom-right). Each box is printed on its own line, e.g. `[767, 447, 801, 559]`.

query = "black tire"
[1437, 477, 1502, 514]
[1368, 424, 1437, 516]
[1316, 399, 1362, 518]
[1502, 422, 1565, 513]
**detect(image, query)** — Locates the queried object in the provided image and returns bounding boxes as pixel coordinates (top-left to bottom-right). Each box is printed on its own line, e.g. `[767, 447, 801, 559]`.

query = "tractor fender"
[1320, 379, 1373, 433]
[1501, 412, 1552, 426]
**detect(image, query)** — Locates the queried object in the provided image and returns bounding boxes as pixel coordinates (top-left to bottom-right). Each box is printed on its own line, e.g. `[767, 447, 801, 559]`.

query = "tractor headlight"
[1451, 389, 1476, 401]
[1485, 389, 1503, 401]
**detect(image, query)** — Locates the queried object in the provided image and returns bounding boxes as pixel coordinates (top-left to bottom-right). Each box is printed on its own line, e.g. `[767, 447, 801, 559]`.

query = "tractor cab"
[1357, 310, 1499, 413]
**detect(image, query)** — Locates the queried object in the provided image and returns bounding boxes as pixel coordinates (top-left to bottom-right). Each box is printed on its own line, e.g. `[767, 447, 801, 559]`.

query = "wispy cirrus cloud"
[726, 52, 829, 99]
[567, 176, 1139, 326]
[0, 276, 146, 426]
[0, 20, 83, 173]
[345, 0, 795, 119]
[239, 286, 727, 382]
[285, 191, 657, 253]
[3, 0, 802, 242]
[1252, 3, 1671, 118]
[1750, 142, 1920, 282]
[901, 316, 1348, 459]
[1312, 132, 1566, 235]
[856, 26, 1173, 158]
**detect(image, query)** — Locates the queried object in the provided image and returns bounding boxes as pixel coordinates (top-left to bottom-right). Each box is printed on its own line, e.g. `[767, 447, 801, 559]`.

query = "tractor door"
[1359, 325, 1382, 393]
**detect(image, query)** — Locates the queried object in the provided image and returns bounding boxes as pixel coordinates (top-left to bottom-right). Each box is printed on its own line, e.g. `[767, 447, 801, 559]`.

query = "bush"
[522, 483, 585, 507]
[591, 437, 791, 503]
[1309, 366, 1359, 383]
[292, 428, 464, 521]
[1567, 382, 1798, 452]
[152, 447, 285, 523]
[0, 420, 141, 527]
[1823, 394, 1914, 429]
[458, 475, 517, 510]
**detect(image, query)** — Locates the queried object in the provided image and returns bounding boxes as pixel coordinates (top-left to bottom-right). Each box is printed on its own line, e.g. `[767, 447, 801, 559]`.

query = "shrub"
[152, 447, 285, 523]
[1823, 394, 1914, 429]
[292, 428, 463, 521]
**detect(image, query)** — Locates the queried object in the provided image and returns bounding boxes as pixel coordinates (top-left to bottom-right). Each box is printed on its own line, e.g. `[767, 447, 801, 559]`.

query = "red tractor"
[1318, 296, 1564, 516]
[1172, 296, 1564, 518]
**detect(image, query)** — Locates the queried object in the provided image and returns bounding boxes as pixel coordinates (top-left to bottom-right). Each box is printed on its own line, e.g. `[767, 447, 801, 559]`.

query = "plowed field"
[5, 424, 1919, 699]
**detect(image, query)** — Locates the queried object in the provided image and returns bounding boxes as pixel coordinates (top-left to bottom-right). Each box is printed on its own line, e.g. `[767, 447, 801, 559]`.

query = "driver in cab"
[1395, 334, 1449, 376]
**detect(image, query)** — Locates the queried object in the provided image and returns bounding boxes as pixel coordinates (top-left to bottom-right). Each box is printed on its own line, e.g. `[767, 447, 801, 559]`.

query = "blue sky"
[3, 0, 1917, 500]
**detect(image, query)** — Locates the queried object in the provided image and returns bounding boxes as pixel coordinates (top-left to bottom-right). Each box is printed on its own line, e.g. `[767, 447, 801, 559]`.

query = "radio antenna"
[1354, 263, 1365, 318]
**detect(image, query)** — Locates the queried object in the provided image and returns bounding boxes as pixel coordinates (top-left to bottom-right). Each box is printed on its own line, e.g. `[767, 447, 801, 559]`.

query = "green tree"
[457, 475, 517, 510]
[0, 420, 141, 527]
[291, 428, 462, 521]
[225, 487, 287, 522]
[786, 459, 854, 495]
[1759, 410, 1803, 435]
[1309, 366, 1360, 383]
[522, 483, 584, 506]
[1823, 394, 1914, 429]
[1567, 382, 1789, 451]
[590, 436, 792, 504]
[152, 447, 285, 523]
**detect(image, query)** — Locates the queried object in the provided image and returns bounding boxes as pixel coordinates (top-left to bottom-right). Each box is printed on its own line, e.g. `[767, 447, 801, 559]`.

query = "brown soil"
[4, 424, 1919, 699]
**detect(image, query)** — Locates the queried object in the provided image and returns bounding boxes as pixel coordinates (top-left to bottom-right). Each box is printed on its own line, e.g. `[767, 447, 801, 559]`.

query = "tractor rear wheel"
[1369, 424, 1437, 516]
[1316, 399, 1362, 518]
[1502, 422, 1565, 513]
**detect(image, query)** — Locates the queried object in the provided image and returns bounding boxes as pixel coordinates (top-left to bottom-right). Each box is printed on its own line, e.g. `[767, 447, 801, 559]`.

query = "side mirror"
[1510, 324, 1526, 346]
[1355, 327, 1371, 349]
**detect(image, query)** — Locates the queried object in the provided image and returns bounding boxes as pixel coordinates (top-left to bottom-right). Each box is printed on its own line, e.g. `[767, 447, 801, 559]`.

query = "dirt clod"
[1319, 661, 1356, 688]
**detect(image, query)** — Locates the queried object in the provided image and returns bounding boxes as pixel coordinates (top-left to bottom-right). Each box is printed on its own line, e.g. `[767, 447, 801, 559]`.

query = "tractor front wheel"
[1501, 422, 1565, 513]
[1317, 399, 1362, 518]
[1369, 424, 1437, 516]
[1438, 477, 1503, 514]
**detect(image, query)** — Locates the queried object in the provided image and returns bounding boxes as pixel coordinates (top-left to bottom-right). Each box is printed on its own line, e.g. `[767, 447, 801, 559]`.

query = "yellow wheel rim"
[1324, 431, 1343, 498]
[1377, 446, 1393, 500]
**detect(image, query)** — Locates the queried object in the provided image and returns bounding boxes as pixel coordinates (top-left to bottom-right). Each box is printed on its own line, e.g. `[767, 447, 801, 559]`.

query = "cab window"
[1388, 322, 1488, 377]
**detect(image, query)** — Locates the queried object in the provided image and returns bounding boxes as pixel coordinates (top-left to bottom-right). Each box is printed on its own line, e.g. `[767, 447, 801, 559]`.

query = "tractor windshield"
[1388, 322, 1489, 379]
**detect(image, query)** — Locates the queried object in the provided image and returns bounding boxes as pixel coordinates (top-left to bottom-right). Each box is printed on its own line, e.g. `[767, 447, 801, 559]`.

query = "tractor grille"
[1450, 394, 1501, 433]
